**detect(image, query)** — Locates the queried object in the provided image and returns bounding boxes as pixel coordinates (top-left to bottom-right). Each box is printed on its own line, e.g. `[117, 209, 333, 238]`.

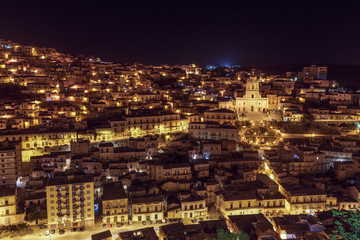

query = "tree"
[214, 228, 248, 240]
[330, 205, 360, 240]
[301, 112, 315, 128]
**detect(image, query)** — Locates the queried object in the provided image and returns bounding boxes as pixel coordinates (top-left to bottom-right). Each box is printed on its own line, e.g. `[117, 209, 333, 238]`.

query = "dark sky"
[1, 0, 360, 66]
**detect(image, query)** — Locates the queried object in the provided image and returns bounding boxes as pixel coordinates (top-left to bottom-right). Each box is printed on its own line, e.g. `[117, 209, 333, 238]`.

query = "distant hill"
[239, 64, 360, 88]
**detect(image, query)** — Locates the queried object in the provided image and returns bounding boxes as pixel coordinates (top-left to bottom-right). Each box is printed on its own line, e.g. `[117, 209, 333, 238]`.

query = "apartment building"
[189, 122, 238, 141]
[46, 174, 95, 230]
[180, 194, 207, 219]
[0, 148, 17, 187]
[147, 162, 192, 182]
[122, 112, 188, 138]
[203, 109, 237, 125]
[102, 182, 129, 224]
[217, 190, 286, 217]
[131, 196, 164, 222]
[0, 188, 24, 225]
[285, 188, 327, 215]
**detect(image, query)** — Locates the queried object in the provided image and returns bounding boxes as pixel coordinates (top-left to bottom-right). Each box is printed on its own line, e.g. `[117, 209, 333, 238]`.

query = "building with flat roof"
[46, 174, 95, 229]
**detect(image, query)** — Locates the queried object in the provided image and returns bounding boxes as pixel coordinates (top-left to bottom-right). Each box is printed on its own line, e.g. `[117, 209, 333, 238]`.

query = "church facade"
[235, 72, 268, 112]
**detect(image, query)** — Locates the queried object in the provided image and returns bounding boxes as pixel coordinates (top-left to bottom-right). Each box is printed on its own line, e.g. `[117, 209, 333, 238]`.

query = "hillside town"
[1, 39, 360, 240]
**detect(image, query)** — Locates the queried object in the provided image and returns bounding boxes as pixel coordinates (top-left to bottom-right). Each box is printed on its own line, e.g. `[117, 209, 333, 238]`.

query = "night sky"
[1, 0, 360, 66]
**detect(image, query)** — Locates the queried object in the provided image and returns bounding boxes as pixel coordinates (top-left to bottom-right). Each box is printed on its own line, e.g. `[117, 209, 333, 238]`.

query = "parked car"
[103, 224, 107, 228]
[142, 221, 147, 225]
[59, 229, 65, 235]
[45, 230, 50, 236]
[78, 227, 85, 231]
[116, 222, 121, 227]
[50, 229, 55, 234]
[70, 228, 76, 232]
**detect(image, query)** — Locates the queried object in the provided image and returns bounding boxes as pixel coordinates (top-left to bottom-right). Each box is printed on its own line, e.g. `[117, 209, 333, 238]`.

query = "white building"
[236, 71, 268, 113]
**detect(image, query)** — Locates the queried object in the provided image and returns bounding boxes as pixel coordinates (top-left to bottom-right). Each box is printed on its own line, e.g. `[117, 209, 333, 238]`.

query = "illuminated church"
[235, 70, 268, 112]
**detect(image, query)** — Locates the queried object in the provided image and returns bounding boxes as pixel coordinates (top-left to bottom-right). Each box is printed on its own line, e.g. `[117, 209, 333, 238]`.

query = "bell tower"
[244, 69, 261, 98]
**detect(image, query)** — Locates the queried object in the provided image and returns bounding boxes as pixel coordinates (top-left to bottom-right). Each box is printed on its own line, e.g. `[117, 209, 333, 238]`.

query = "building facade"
[0, 188, 24, 225]
[235, 72, 268, 113]
[131, 196, 164, 222]
[46, 175, 95, 230]
[102, 182, 129, 224]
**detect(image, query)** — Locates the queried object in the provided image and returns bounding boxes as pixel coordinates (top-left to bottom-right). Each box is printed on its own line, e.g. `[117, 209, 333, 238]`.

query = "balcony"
[57, 193, 69, 198]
